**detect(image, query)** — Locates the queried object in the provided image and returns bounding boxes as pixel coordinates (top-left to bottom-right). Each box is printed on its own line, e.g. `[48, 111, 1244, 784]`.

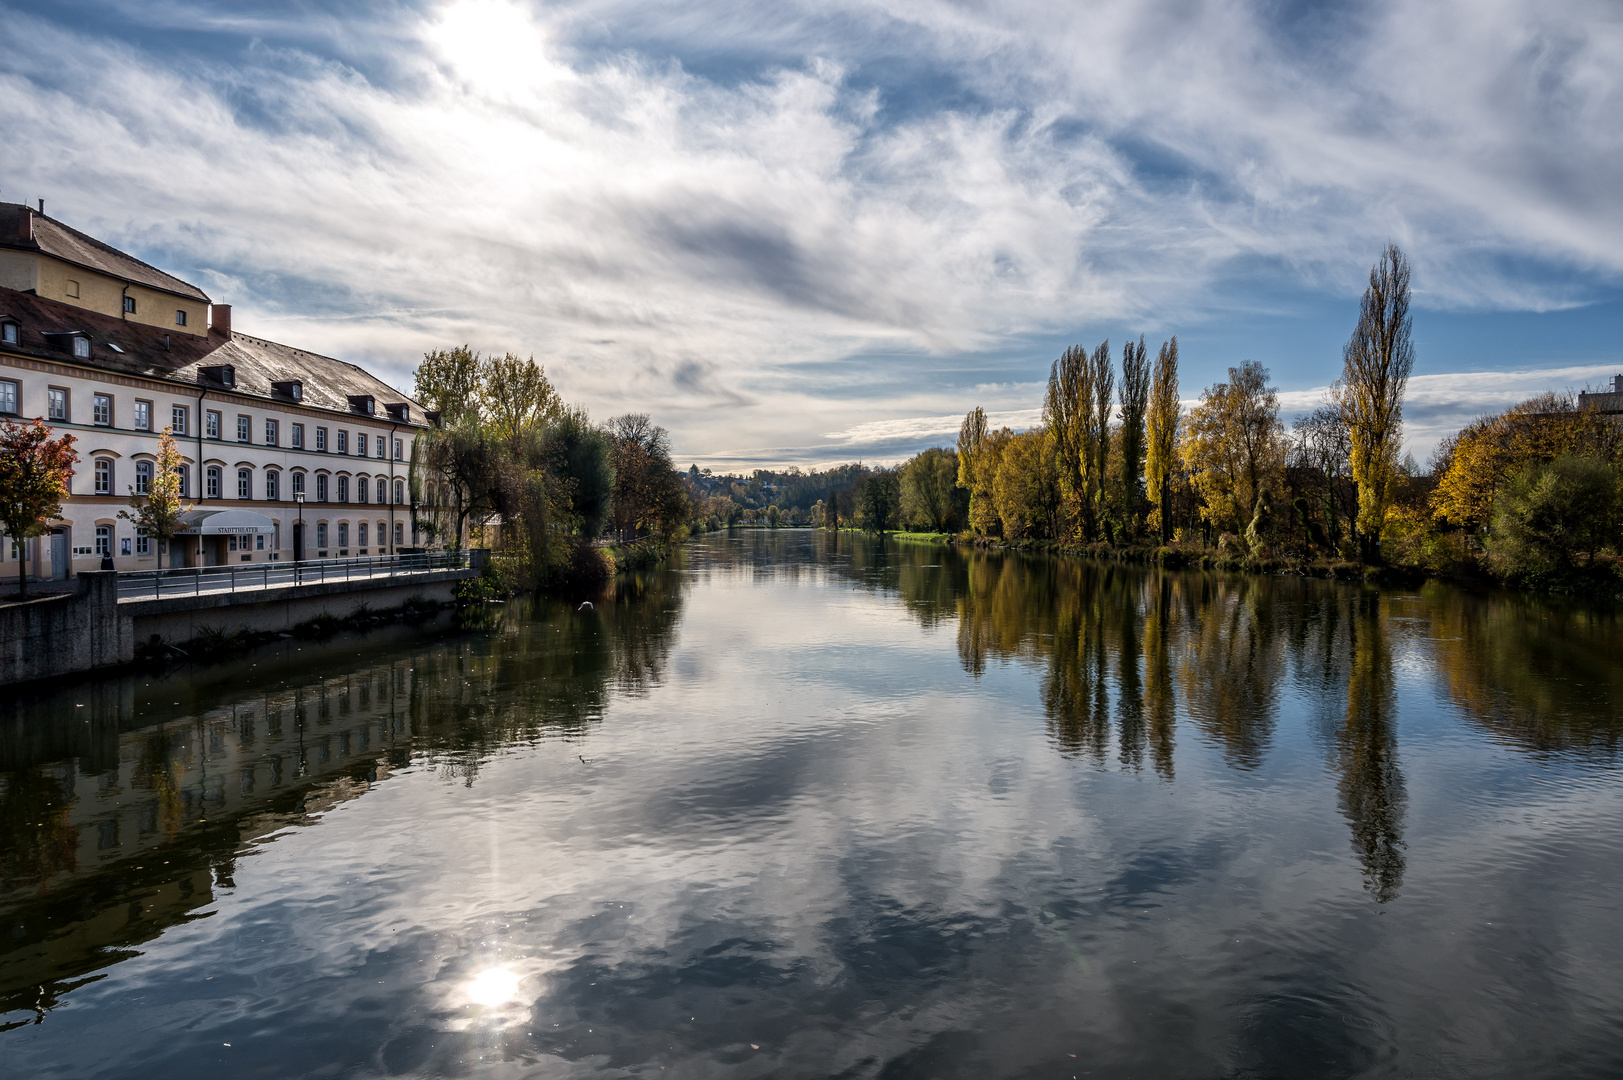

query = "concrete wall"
[1, 559, 479, 686]
[0, 572, 129, 685]
[129, 576, 460, 644]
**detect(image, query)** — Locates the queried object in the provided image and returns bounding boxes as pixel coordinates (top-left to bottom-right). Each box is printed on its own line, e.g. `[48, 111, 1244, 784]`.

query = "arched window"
[356, 476, 368, 504]
[358, 521, 369, 546]
[135, 460, 153, 495]
[237, 468, 252, 500]
[316, 474, 329, 501]
[266, 470, 280, 501]
[94, 458, 112, 495]
[376, 477, 387, 504]
[337, 476, 349, 503]
[292, 471, 305, 497]
[394, 479, 405, 505]
[316, 522, 328, 548]
[337, 522, 349, 547]
[394, 521, 404, 547]
[207, 466, 222, 499]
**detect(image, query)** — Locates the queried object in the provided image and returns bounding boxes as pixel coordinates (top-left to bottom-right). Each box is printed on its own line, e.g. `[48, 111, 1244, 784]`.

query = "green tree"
[900, 447, 961, 532]
[415, 345, 483, 421]
[1488, 455, 1619, 579]
[0, 417, 78, 596]
[1045, 343, 1091, 539]
[957, 408, 1000, 535]
[482, 352, 562, 447]
[119, 426, 190, 569]
[1086, 342, 1115, 534]
[1341, 245, 1415, 561]
[1145, 337, 1181, 543]
[859, 470, 901, 534]
[1118, 336, 1150, 539]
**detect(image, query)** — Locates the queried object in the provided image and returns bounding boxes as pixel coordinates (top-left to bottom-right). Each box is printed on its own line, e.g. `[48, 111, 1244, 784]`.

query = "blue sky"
[4, 0, 1621, 468]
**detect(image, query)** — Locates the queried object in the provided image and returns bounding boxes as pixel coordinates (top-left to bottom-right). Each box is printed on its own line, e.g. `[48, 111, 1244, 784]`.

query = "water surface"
[3, 531, 1622, 1078]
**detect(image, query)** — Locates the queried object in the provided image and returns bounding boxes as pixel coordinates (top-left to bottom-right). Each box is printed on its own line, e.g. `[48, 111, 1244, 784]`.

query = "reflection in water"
[0, 567, 687, 1024]
[1339, 594, 1406, 901]
[3, 532, 1622, 1078]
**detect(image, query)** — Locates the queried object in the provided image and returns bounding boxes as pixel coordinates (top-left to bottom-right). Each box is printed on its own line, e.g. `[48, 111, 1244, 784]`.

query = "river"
[3, 530, 1621, 1078]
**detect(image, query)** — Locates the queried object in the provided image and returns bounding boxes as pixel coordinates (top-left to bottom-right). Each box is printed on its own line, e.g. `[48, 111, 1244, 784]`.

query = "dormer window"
[385, 402, 410, 422]
[272, 380, 303, 402]
[73, 336, 90, 358]
[201, 365, 236, 388]
[347, 395, 375, 416]
[0, 321, 16, 344]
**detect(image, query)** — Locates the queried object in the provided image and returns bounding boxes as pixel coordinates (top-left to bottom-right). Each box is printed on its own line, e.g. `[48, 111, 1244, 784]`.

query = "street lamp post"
[294, 491, 304, 584]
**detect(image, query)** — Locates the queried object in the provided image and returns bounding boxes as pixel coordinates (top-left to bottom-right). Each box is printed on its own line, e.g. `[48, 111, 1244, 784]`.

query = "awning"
[175, 509, 277, 535]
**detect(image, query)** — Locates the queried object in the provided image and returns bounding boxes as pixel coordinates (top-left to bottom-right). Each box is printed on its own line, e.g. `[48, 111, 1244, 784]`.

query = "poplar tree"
[1341, 245, 1415, 562]
[1146, 337, 1180, 543]
[1118, 336, 1150, 539]
[1086, 342, 1115, 536]
[1044, 344, 1090, 539]
[957, 407, 999, 535]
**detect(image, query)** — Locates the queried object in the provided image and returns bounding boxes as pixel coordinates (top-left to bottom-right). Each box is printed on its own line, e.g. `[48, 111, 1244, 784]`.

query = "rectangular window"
[206, 410, 221, 439]
[135, 460, 153, 495]
[337, 476, 349, 503]
[48, 388, 67, 421]
[265, 418, 278, 445]
[337, 430, 348, 454]
[394, 438, 403, 461]
[123, 295, 137, 314]
[171, 404, 188, 436]
[256, 534, 265, 550]
[394, 521, 404, 546]
[357, 434, 368, 458]
[237, 415, 251, 443]
[358, 522, 368, 547]
[266, 471, 279, 500]
[292, 423, 304, 449]
[316, 523, 328, 548]
[316, 474, 328, 501]
[175, 309, 187, 326]
[95, 526, 112, 557]
[292, 471, 305, 497]
[93, 394, 111, 426]
[376, 436, 386, 458]
[73, 336, 90, 358]
[207, 466, 221, 499]
[316, 427, 327, 452]
[1, 322, 16, 343]
[337, 522, 348, 547]
[136, 527, 151, 555]
[134, 400, 151, 431]
[237, 469, 251, 500]
[175, 464, 188, 499]
[95, 459, 112, 495]
[0, 379, 18, 415]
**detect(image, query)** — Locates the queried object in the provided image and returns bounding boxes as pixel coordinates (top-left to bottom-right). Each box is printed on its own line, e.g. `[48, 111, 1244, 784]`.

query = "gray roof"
[0, 286, 426, 425]
[0, 202, 210, 303]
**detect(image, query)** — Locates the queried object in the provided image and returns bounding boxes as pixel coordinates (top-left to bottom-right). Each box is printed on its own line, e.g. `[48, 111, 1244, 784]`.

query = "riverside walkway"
[115, 551, 473, 602]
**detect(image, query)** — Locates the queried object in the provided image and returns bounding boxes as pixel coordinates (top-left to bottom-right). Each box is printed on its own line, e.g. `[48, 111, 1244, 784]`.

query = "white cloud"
[0, 0, 1619, 468]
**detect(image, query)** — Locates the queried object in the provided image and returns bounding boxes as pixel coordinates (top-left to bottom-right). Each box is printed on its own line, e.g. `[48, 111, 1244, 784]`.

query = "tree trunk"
[16, 547, 25, 598]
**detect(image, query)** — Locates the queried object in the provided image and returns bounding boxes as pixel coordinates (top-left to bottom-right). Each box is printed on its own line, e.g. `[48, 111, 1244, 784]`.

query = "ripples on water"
[3, 531, 1622, 1078]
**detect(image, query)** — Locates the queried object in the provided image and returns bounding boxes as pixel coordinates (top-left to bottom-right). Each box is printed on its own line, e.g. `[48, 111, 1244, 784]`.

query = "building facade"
[0, 202, 431, 580]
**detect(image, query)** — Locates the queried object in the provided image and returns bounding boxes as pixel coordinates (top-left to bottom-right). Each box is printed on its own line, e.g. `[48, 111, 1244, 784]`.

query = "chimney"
[1614, 375, 1623, 395]
[17, 206, 32, 243]
[37, 199, 44, 215]
[210, 304, 231, 335]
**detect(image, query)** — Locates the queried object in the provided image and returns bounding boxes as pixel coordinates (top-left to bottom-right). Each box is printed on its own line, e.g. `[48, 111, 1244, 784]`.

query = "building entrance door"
[49, 531, 69, 579]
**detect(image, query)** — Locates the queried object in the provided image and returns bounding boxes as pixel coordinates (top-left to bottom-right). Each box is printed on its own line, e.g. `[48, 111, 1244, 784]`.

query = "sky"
[3, 0, 1621, 469]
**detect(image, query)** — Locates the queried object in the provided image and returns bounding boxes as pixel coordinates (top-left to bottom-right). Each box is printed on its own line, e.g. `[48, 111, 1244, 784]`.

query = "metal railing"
[117, 550, 473, 601]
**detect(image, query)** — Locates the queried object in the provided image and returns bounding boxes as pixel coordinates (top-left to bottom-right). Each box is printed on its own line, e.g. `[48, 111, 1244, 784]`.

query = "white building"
[0, 201, 432, 580]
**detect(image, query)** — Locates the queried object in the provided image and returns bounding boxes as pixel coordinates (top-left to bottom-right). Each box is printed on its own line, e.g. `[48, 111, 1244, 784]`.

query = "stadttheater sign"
[174, 509, 277, 535]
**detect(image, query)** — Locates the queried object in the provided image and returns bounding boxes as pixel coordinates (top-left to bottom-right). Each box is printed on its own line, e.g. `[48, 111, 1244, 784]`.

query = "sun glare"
[429, 0, 563, 102]
[467, 966, 524, 1007]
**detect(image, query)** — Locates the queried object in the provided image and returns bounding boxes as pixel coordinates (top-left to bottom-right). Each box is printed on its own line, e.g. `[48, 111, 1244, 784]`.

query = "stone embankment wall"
[0, 555, 482, 686]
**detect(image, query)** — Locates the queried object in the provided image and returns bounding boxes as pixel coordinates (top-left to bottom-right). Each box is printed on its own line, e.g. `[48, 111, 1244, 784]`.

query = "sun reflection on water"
[466, 967, 523, 1007]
